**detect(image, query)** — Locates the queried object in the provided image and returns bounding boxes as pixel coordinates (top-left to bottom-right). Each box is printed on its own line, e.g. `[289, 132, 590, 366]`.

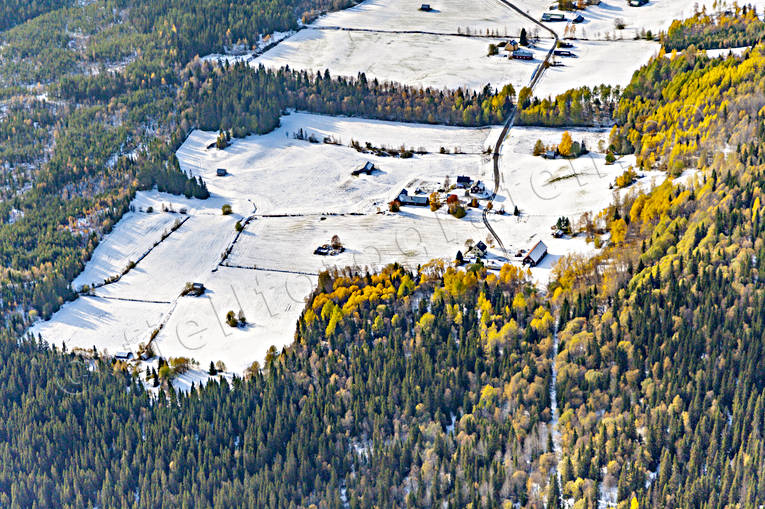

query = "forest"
[662, 3, 765, 51]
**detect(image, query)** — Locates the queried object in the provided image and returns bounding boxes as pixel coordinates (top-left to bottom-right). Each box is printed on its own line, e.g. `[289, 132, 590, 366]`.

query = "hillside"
[0, 0, 764, 508]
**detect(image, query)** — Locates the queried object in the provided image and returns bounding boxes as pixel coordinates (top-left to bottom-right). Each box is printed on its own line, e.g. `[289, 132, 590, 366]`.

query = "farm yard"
[31, 0, 708, 376]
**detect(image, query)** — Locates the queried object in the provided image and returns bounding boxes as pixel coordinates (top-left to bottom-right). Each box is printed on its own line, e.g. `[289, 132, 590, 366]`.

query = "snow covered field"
[313, 0, 524, 34]
[32, 110, 680, 373]
[534, 39, 659, 98]
[72, 211, 182, 291]
[176, 114, 496, 215]
[153, 267, 316, 374]
[30, 296, 168, 356]
[253, 28, 547, 92]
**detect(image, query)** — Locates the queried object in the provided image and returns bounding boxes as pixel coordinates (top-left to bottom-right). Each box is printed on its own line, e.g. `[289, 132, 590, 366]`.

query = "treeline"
[181, 61, 516, 135]
[662, 4, 765, 51]
[1, 264, 561, 508]
[180, 61, 620, 138]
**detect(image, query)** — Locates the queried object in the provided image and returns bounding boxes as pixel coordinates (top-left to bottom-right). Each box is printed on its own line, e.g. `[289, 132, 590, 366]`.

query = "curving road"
[483, 2, 560, 255]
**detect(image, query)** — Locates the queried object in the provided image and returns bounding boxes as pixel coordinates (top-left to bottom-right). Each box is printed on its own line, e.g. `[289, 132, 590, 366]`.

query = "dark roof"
[457, 175, 471, 183]
[475, 241, 487, 252]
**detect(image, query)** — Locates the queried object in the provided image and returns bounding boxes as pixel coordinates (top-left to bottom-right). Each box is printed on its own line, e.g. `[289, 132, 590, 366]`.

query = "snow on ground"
[313, 0, 525, 35]
[33, 114, 674, 373]
[176, 114, 496, 215]
[29, 296, 168, 355]
[311, 0, 765, 42]
[153, 267, 316, 374]
[227, 210, 498, 273]
[533, 0, 765, 40]
[72, 211, 182, 291]
[252, 28, 548, 92]
[94, 214, 239, 302]
[534, 39, 659, 98]
[705, 46, 751, 59]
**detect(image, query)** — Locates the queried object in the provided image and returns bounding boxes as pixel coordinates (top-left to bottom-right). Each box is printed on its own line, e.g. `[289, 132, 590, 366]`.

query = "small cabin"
[572, 14, 584, 23]
[115, 352, 133, 361]
[397, 189, 429, 206]
[456, 175, 473, 188]
[475, 241, 488, 255]
[314, 244, 330, 256]
[523, 240, 548, 267]
[554, 49, 575, 57]
[512, 49, 534, 60]
[216, 168, 228, 177]
[628, 0, 647, 6]
[506, 40, 520, 51]
[352, 161, 376, 176]
[419, 3, 432, 10]
[189, 282, 206, 296]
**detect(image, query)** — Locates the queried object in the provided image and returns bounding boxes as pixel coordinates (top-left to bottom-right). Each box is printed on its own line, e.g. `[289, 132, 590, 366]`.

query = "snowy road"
[484, 0, 559, 254]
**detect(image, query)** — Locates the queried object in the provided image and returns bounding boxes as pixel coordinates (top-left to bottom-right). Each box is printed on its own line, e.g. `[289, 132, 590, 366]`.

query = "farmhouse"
[474, 241, 487, 256]
[352, 161, 376, 176]
[523, 240, 548, 267]
[512, 49, 533, 60]
[397, 189, 429, 206]
[456, 175, 473, 188]
[216, 168, 228, 177]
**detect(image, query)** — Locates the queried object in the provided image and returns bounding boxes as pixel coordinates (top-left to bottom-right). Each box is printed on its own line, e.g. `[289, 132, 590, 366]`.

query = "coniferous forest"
[0, 0, 763, 508]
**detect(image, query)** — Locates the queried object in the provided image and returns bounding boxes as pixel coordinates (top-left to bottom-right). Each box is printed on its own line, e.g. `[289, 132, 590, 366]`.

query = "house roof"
[525, 240, 547, 263]
[476, 241, 487, 252]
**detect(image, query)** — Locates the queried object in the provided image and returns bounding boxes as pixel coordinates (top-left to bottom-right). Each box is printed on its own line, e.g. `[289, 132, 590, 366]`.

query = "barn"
[523, 240, 547, 267]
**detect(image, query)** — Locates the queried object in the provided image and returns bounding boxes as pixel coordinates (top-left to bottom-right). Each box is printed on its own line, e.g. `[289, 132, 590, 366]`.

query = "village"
[30, 0, 710, 382]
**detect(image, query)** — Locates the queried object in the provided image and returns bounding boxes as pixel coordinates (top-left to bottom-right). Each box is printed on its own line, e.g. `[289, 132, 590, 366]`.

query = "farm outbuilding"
[523, 240, 547, 267]
[397, 189, 429, 206]
[352, 161, 376, 176]
[512, 49, 534, 60]
[541, 12, 565, 22]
